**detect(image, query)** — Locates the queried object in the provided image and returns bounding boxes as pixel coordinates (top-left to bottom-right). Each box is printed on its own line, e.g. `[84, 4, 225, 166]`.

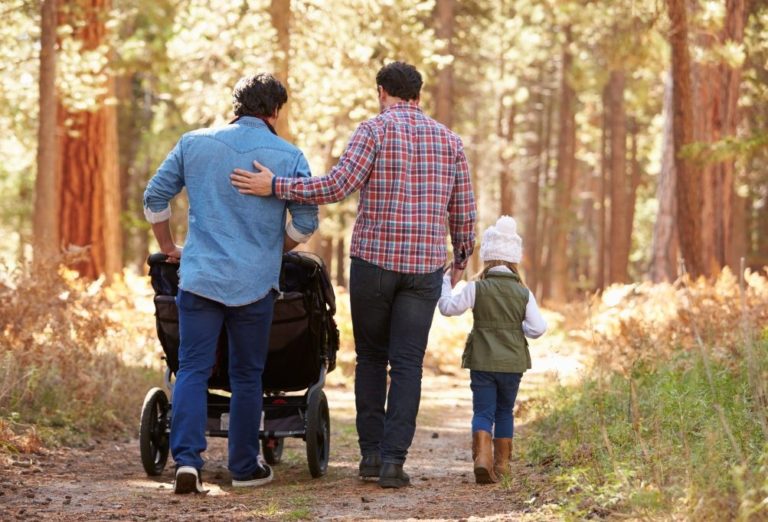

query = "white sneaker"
[174, 466, 206, 494]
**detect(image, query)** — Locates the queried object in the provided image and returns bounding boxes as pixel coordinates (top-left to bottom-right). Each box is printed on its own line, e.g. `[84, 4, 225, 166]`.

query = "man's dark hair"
[232, 73, 288, 117]
[375, 62, 423, 101]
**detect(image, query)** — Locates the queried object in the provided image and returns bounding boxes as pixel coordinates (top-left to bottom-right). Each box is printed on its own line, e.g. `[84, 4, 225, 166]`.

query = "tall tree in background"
[596, 84, 609, 289]
[56, 1, 121, 278]
[433, 0, 454, 127]
[667, 0, 704, 278]
[651, 72, 679, 282]
[521, 64, 547, 294]
[691, 2, 719, 277]
[545, 27, 577, 302]
[33, 0, 58, 265]
[270, 0, 293, 141]
[607, 69, 629, 283]
[718, 0, 747, 269]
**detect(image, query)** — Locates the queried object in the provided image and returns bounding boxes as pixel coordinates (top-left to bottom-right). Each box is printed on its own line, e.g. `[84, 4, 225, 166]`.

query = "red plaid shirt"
[274, 102, 476, 274]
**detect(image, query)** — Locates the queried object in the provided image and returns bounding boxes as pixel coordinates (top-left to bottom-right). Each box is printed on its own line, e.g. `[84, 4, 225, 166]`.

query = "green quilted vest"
[461, 271, 531, 373]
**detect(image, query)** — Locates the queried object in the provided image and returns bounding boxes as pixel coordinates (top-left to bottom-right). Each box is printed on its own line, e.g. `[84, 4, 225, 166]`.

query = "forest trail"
[1, 334, 583, 521]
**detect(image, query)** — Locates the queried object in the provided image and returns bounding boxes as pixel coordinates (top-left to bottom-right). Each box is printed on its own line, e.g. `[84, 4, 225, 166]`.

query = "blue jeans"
[171, 289, 274, 479]
[470, 370, 523, 438]
[350, 258, 443, 465]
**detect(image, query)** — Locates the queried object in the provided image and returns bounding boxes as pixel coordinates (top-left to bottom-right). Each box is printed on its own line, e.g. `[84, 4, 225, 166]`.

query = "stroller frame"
[139, 251, 339, 479]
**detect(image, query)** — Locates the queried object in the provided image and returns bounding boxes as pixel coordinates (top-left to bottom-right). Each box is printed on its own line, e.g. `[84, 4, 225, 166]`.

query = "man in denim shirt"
[143, 74, 318, 493]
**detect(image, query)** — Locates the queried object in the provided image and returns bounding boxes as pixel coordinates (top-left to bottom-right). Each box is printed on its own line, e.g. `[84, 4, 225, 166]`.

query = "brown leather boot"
[472, 430, 496, 484]
[493, 438, 513, 479]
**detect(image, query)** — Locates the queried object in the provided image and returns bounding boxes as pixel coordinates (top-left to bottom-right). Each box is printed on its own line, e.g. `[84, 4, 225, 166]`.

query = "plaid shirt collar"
[381, 101, 422, 115]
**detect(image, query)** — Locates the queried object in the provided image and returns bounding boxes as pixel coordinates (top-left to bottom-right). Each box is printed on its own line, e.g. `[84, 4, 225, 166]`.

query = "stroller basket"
[148, 251, 338, 391]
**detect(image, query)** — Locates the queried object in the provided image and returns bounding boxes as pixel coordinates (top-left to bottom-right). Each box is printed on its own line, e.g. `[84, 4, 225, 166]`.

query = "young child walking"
[439, 216, 547, 484]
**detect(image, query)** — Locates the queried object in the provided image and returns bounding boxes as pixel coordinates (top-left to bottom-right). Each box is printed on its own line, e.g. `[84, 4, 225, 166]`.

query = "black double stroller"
[139, 251, 339, 478]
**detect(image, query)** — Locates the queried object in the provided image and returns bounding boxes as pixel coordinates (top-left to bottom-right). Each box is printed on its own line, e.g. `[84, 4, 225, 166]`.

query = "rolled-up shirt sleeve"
[448, 142, 477, 269]
[284, 152, 319, 242]
[143, 139, 185, 223]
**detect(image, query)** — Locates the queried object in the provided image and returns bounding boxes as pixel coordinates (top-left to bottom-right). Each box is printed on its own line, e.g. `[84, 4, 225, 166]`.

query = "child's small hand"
[450, 265, 464, 288]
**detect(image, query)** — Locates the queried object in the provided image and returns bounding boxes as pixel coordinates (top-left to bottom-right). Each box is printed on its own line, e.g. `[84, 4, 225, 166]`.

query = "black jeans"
[349, 257, 443, 465]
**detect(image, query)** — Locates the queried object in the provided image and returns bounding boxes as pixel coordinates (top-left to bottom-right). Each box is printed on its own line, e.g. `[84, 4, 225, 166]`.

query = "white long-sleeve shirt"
[438, 266, 547, 338]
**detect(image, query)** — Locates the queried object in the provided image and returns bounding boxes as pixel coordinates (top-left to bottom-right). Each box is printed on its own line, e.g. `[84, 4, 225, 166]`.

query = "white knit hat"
[479, 216, 523, 263]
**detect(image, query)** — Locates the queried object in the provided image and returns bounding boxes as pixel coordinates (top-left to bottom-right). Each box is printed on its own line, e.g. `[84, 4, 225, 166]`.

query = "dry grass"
[580, 267, 768, 375]
[0, 259, 161, 450]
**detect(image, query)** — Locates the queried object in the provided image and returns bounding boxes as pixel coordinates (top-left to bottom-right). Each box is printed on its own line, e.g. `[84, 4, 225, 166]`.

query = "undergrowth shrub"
[524, 270, 768, 520]
[585, 268, 768, 374]
[0, 260, 161, 450]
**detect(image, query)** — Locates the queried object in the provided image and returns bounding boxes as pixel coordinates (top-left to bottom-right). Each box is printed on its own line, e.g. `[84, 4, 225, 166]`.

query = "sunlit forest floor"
[1, 263, 767, 520]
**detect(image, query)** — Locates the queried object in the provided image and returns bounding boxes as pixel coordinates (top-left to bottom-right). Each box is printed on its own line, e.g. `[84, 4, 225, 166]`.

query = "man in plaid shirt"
[231, 61, 476, 488]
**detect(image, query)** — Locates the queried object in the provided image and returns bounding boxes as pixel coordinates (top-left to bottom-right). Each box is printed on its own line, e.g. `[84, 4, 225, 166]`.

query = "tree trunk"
[546, 28, 576, 303]
[730, 192, 747, 269]
[499, 103, 516, 216]
[667, 0, 704, 278]
[720, 0, 747, 271]
[466, 99, 482, 278]
[756, 184, 768, 267]
[692, 24, 719, 277]
[651, 71, 679, 283]
[270, 0, 293, 141]
[335, 234, 346, 287]
[596, 84, 609, 290]
[433, 0, 454, 127]
[608, 69, 629, 283]
[57, 0, 122, 279]
[537, 78, 555, 299]
[625, 118, 641, 263]
[33, 0, 59, 265]
[522, 67, 544, 293]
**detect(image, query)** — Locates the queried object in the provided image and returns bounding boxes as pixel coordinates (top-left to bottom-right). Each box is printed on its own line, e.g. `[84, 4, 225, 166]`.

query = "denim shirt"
[143, 117, 319, 306]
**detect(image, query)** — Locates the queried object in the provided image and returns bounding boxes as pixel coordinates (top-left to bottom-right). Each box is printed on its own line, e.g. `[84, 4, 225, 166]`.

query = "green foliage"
[524, 344, 768, 519]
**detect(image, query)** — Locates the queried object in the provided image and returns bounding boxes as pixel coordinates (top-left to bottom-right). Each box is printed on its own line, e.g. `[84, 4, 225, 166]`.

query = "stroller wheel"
[139, 387, 170, 476]
[306, 390, 330, 478]
[262, 437, 284, 465]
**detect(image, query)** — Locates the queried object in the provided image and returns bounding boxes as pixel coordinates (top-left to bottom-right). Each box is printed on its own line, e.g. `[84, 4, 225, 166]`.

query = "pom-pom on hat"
[479, 216, 523, 263]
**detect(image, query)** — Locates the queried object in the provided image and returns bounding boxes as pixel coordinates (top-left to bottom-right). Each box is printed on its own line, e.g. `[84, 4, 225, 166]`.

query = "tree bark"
[596, 84, 609, 290]
[537, 78, 555, 299]
[433, 0, 454, 127]
[522, 67, 544, 293]
[57, 0, 122, 279]
[692, 25, 719, 277]
[608, 69, 629, 283]
[33, 0, 59, 265]
[465, 98, 482, 278]
[546, 28, 577, 303]
[650, 72, 679, 282]
[335, 234, 346, 287]
[720, 0, 747, 271]
[667, 0, 704, 278]
[499, 103, 516, 216]
[625, 118, 641, 258]
[270, 0, 293, 141]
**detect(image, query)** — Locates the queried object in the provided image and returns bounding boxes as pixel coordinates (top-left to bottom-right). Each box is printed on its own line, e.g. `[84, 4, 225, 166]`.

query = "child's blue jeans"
[470, 370, 523, 438]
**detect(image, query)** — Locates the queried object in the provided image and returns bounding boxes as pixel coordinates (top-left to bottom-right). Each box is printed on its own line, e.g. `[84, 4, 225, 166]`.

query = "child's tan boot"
[472, 430, 497, 484]
[493, 438, 513, 479]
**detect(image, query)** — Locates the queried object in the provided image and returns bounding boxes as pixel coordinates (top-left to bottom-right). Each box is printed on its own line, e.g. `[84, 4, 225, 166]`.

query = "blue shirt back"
[143, 117, 318, 306]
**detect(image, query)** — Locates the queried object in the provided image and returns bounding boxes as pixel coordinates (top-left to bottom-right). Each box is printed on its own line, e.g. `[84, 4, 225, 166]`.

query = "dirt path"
[0, 372, 574, 521]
